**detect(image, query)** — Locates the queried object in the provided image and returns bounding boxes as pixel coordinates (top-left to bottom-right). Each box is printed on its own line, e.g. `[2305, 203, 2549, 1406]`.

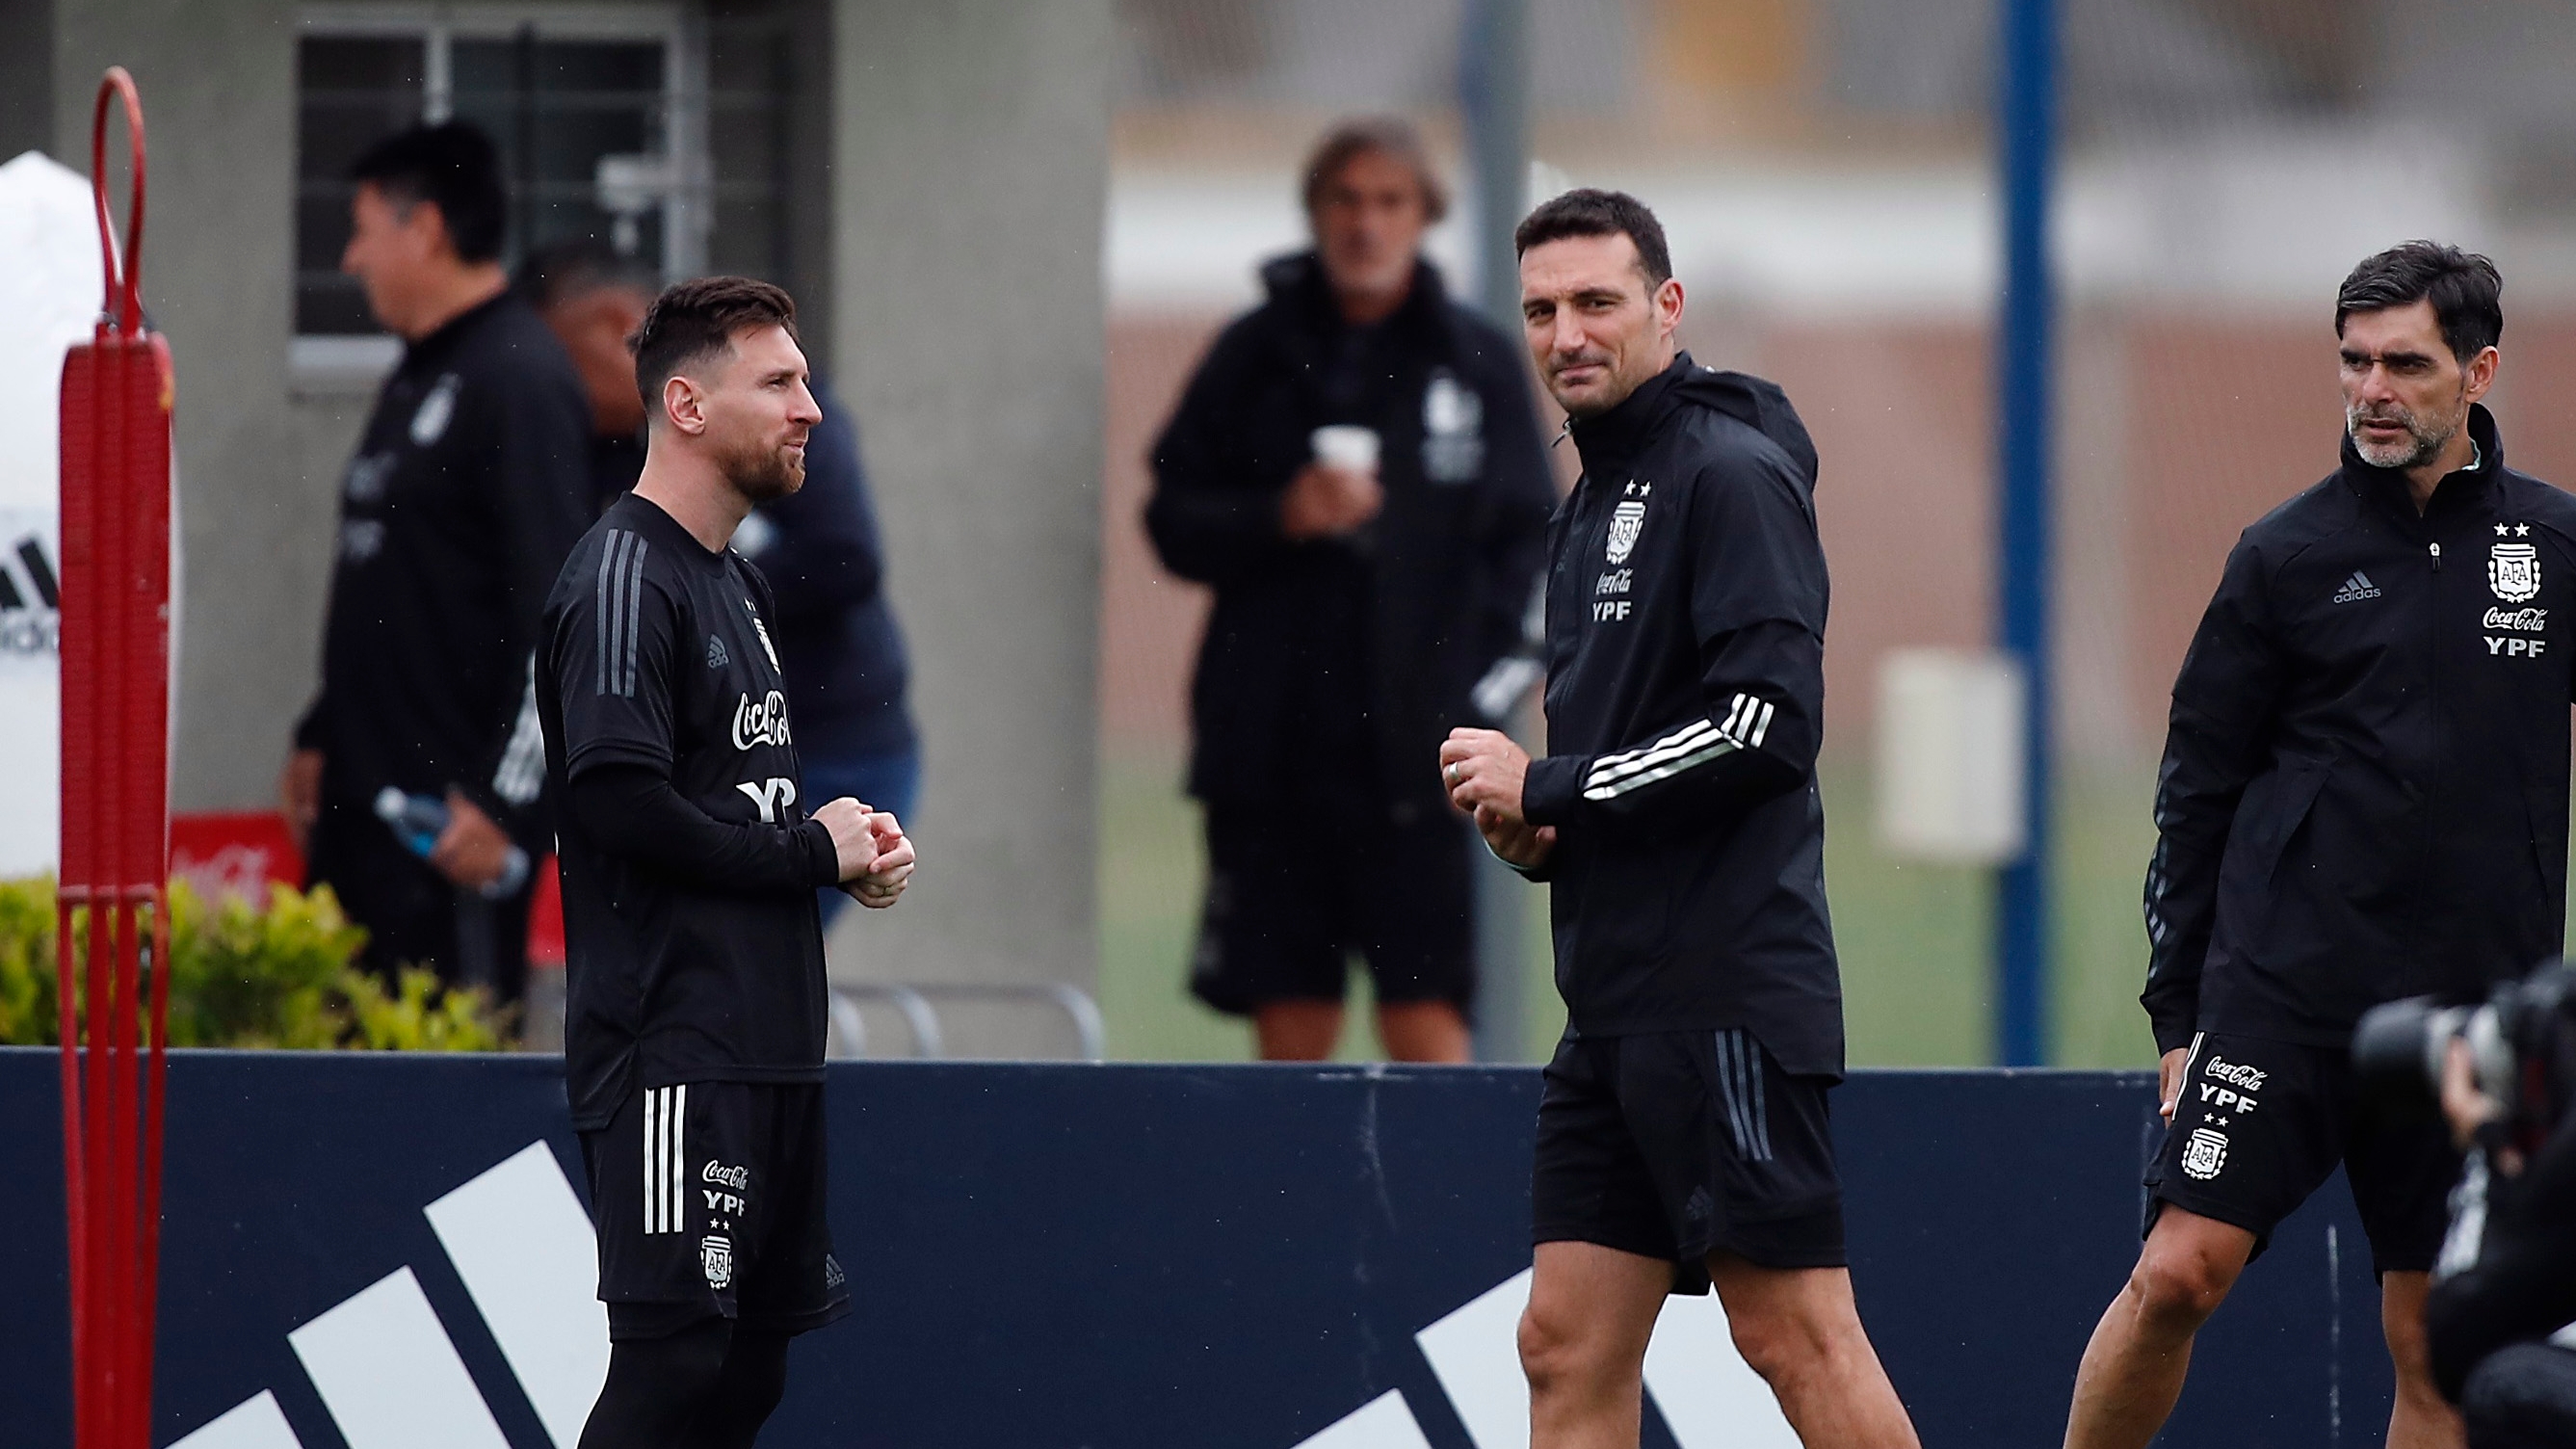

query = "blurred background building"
[5, 0, 2574, 1065]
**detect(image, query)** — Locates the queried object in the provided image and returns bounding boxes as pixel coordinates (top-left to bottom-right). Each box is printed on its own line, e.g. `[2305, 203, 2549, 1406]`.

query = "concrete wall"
[48, 0, 350, 817]
[828, 0, 1109, 1021]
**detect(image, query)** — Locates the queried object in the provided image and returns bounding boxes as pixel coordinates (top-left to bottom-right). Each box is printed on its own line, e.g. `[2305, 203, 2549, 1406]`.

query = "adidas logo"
[2332, 571, 2381, 604]
[1290, 1268, 1791, 1447]
[706, 635, 729, 669]
[171, 1143, 609, 1449]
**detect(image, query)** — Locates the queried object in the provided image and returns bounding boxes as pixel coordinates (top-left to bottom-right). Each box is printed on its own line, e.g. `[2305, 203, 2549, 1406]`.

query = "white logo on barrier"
[2181, 1127, 2230, 1180]
[2490, 542, 2541, 603]
[1302, 1266, 1798, 1449]
[1605, 500, 1647, 565]
[171, 1142, 612, 1449]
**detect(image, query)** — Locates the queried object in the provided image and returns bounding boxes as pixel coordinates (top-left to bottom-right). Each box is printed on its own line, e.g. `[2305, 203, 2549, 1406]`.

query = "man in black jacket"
[1443, 191, 1918, 1448]
[1146, 118, 1553, 1063]
[281, 122, 593, 1002]
[2063, 244, 2573, 1449]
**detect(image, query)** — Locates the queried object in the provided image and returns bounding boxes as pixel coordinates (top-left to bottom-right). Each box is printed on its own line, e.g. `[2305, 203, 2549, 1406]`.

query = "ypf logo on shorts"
[701, 1233, 734, 1290]
[2180, 1127, 2230, 1181]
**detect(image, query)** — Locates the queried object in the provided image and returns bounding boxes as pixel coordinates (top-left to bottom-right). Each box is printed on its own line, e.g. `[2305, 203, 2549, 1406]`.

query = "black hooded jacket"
[297, 290, 593, 847]
[2143, 405, 2576, 1055]
[1145, 253, 1554, 813]
[1519, 354, 1842, 1076]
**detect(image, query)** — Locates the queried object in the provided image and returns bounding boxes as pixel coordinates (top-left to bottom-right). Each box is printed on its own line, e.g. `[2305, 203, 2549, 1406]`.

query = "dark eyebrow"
[2342, 346, 2437, 367]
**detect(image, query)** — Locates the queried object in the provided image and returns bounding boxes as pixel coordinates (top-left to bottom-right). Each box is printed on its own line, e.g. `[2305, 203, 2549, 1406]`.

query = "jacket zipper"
[2430, 540, 2442, 571]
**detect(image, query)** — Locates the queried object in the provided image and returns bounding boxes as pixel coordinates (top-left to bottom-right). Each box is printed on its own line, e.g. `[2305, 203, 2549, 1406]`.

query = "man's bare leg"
[2063, 1205, 2255, 1449]
[1706, 1253, 1920, 1447]
[2381, 1270, 2466, 1449]
[1520, 1241, 1669, 1449]
[1254, 1000, 1343, 1061]
[1377, 1000, 1472, 1063]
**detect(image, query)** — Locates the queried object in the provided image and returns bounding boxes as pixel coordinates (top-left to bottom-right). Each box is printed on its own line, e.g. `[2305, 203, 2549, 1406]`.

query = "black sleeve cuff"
[1522, 754, 1586, 829]
[797, 818, 842, 888]
[2151, 1019, 2197, 1057]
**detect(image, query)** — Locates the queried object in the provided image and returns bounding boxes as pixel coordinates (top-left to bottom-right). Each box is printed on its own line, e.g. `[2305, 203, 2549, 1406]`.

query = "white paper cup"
[1311, 425, 1381, 473]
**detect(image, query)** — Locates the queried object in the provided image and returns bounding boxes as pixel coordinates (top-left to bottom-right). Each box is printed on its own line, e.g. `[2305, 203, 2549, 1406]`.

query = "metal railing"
[827, 983, 1105, 1063]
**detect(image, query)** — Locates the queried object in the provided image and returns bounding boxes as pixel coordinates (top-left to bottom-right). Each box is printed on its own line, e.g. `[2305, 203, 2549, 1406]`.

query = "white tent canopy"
[0, 150, 112, 875]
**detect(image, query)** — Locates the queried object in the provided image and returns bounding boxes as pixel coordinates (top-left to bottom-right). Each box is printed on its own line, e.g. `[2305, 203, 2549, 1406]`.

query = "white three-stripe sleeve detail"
[1586, 720, 1722, 789]
[642, 1088, 659, 1235]
[670, 1085, 686, 1233]
[1749, 700, 1774, 750]
[1590, 716, 1718, 776]
[1583, 739, 1739, 801]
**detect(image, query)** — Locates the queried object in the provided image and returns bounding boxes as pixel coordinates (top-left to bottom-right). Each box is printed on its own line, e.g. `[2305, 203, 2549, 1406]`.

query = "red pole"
[60, 67, 169, 1449]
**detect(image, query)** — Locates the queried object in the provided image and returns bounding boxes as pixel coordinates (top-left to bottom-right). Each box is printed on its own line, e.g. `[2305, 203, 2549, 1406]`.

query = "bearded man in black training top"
[537, 277, 915, 1449]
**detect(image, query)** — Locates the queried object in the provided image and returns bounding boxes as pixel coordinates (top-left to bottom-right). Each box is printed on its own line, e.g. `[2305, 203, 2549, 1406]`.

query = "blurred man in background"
[527, 245, 921, 918]
[519, 240, 659, 511]
[280, 121, 592, 1004]
[1146, 117, 1553, 1064]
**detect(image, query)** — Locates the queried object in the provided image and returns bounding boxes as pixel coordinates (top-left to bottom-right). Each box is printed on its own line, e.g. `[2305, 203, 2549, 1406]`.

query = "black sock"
[693, 1329, 793, 1448]
[578, 1317, 732, 1449]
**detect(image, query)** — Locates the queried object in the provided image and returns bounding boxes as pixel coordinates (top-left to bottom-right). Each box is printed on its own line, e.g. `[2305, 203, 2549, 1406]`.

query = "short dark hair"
[515, 238, 662, 311]
[1513, 189, 1672, 287]
[349, 121, 508, 264]
[1302, 117, 1449, 224]
[631, 277, 801, 419]
[2335, 241, 2503, 362]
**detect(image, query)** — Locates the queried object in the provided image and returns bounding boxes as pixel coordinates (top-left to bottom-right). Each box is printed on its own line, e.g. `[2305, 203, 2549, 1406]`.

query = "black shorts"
[2145, 1030, 2460, 1275]
[580, 1081, 851, 1339]
[1188, 802, 1473, 1015]
[1531, 1029, 1845, 1291]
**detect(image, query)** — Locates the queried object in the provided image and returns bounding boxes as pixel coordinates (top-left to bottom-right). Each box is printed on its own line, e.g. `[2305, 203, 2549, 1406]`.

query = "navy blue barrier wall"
[0, 1052, 2392, 1448]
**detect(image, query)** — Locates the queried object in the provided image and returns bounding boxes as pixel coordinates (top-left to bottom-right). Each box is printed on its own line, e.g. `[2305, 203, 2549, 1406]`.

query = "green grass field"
[1097, 749, 2166, 1068]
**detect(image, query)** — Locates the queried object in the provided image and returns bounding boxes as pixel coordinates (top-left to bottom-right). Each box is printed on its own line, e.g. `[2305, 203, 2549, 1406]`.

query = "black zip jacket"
[1145, 253, 1553, 811]
[1519, 355, 1842, 1075]
[296, 290, 593, 848]
[2143, 406, 2576, 1055]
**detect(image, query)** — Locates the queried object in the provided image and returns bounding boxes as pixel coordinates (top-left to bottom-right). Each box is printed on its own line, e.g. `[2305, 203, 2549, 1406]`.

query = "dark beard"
[718, 433, 804, 503]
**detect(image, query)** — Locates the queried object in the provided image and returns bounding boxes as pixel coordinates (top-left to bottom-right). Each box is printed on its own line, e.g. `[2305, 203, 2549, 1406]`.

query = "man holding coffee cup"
[1145, 117, 1555, 1062]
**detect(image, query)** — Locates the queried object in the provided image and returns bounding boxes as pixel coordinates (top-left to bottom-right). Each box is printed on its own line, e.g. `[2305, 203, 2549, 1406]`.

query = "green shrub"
[0, 877, 508, 1051]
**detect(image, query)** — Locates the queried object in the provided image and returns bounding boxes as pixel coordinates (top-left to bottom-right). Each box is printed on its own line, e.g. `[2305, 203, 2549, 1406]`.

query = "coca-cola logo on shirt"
[731, 690, 792, 751]
[2484, 606, 2547, 634]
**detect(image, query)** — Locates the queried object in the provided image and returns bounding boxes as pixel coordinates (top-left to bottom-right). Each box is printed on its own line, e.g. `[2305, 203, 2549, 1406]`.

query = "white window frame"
[293, 1, 709, 382]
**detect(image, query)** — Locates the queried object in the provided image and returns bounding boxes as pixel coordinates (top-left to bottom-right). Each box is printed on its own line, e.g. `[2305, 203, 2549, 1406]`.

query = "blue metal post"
[1461, 0, 1531, 1062]
[1994, 0, 2057, 1067]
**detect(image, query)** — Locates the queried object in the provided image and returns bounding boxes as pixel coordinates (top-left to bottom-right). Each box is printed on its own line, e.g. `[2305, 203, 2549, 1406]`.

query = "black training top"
[2143, 405, 2576, 1056]
[539, 492, 841, 1130]
[1518, 354, 1843, 1076]
[1145, 252, 1554, 814]
[297, 290, 593, 843]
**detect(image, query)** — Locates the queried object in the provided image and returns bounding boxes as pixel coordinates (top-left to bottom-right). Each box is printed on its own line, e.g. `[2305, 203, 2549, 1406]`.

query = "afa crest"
[2180, 1127, 2229, 1181]
[1605, 500, 1647, 565]
[2490, 542, 2541, 603]
[701, 1233, 734, 1290]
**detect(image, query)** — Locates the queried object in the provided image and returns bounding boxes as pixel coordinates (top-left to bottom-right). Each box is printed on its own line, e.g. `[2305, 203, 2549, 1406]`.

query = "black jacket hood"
[1572, 353, 1821, 499]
